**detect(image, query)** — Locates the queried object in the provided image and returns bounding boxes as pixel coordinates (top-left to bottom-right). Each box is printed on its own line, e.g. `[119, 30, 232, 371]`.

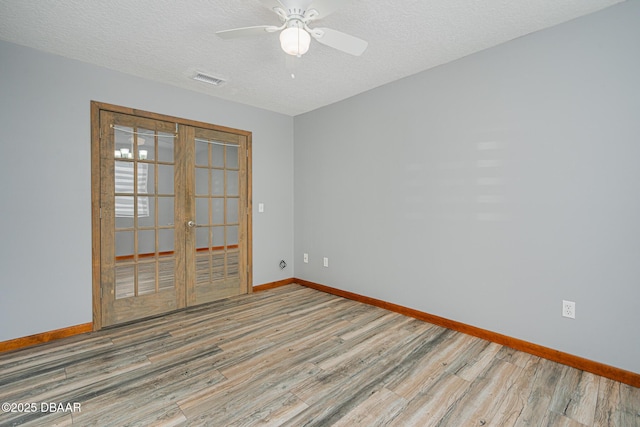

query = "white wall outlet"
[323, 257, 329, 268]
[303, 253, 308, 263]
[562, 300, 576, 319]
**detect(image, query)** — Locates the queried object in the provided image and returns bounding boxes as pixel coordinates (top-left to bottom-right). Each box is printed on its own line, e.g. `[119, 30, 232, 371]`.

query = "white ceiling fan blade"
[216, 26, 278, 39]
[308, 0, 350, 18]
[312, 27, 368, 56]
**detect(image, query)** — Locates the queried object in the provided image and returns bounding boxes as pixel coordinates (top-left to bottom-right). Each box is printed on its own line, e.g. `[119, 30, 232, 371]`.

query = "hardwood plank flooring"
[0, 284, 638, 426]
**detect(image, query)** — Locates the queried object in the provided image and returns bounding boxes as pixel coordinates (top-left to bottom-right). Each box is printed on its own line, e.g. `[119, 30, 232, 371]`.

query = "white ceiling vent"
[192, 72, 226, 86]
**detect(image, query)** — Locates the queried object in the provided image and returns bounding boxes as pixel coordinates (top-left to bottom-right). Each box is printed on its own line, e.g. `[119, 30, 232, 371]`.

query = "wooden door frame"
[91, 101, 253, 331]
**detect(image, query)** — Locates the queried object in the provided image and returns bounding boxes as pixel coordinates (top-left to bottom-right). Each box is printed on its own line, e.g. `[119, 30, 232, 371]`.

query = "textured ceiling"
[0, 0, 625, 116]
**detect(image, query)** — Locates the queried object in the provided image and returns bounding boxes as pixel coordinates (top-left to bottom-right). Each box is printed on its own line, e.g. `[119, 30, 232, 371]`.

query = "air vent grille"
[193, 73, 226, 86]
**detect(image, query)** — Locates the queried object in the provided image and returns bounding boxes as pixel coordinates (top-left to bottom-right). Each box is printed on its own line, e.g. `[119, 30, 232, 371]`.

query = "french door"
[92, 104, 251, 328]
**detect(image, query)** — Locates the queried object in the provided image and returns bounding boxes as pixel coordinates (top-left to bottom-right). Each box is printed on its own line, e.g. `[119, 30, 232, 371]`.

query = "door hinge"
[100, 208, 102, 219]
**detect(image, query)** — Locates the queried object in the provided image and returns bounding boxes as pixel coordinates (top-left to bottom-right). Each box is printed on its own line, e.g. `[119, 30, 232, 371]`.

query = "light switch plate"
[258, 203, 264, 213]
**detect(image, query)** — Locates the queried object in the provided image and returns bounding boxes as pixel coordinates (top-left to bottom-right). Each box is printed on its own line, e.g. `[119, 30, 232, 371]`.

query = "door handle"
[187, 221, 196, 228]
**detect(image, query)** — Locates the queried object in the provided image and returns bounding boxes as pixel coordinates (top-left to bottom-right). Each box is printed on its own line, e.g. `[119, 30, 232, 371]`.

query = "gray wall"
[294, 1, 640, 374]
[0, 40, 294, 342]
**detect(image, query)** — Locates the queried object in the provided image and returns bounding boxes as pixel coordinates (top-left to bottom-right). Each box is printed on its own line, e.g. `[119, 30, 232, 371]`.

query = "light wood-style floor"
[0, 284, 638, 426]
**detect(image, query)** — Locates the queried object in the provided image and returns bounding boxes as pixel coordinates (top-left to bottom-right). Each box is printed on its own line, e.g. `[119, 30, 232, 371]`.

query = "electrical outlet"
[303, 253, 308, 263]
[562, 300, 576, 319]
[323, 257, 329, 268]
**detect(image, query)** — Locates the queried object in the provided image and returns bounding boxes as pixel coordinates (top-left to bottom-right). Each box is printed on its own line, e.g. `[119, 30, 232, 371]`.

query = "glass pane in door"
[190, 130, 244, 305]
[103, 111, 179, 327]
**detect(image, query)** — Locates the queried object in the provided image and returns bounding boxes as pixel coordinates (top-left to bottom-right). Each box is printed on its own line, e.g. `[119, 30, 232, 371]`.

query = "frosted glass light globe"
[280, 27, 311, 56]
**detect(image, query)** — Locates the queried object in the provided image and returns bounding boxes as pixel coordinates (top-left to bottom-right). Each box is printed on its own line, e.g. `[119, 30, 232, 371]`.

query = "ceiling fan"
[216, 0, 368, 57]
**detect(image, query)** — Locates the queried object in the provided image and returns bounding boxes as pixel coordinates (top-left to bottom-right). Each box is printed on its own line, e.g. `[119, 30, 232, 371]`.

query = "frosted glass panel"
[114, 126, 133, 152]
[137, 196, 155, 228]
[212, 169, 224, 196]
[196, 198, 209, 225]
[227, 198, 238, 224]
[158, 228, 174, 253]
[138, 229, 155, 254]
[157, 132, 174, 162]
[115, 231, 134, 257]
[212, 198, 224, 224]
[196, 227, 210, 249]
[226, 170, 238, 196]
[139, 138, 155, 161]
[139, 164, 154, 195]
[226, 145, 239, 169]
[195, 140, 209, 166]
[158, 197, 174, 227]
[212, 143, 224, 168]
[114, 161, 131, 193]
[115, 207, 134, 229]
[136, 129, 154, 161]
[227, 225, 238, 246]
[196, 168, 209, 195]
[213, 226, 224, 247]
[158, 164, 174, 194]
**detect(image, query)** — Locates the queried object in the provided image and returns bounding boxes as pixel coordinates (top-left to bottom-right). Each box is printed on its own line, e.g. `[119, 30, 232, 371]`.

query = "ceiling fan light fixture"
[279, 26, 311, 56]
